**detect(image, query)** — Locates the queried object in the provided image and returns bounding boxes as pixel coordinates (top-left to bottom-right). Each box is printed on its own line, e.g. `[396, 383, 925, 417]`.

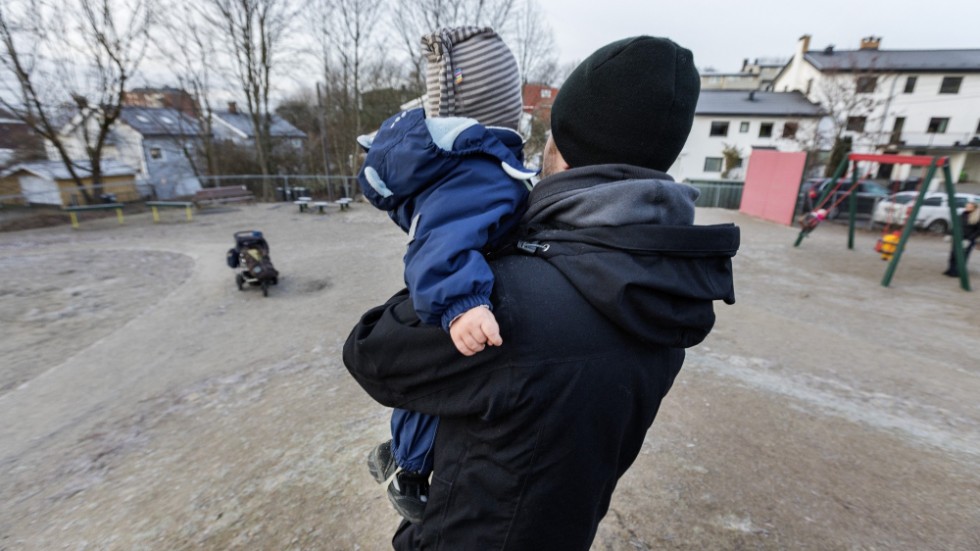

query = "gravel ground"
[0, 203, 977, 550]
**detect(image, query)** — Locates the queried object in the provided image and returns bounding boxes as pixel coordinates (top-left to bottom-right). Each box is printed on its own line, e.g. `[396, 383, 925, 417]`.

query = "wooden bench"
[63, 203, 124, 229]
[193, 185, 255, 207]
[146, 201, 195, 222]
[335, 197, 353, 211]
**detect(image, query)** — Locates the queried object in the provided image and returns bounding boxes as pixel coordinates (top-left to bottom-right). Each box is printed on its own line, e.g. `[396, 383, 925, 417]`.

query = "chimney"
[748, 90, 756, 102]
[228, 101, 237, 114]
[823, 45, 835, 55]
[799, 34, 811, 53]
[859, 36, 881, 50]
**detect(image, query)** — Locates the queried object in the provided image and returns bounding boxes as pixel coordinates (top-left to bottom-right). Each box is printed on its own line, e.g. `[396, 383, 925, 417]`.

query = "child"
[355, 26, 534, 524]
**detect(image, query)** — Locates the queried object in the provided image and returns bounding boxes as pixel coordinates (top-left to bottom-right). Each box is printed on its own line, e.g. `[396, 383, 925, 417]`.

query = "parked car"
[806, 178, 890, 218]
[872, 191, 980, 234]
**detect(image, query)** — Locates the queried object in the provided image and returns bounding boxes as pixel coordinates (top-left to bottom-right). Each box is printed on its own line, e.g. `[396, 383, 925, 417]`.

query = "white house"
[772, 35, 980, 185]
[670, 90, 823, 182]
[52, 106, 204, 199]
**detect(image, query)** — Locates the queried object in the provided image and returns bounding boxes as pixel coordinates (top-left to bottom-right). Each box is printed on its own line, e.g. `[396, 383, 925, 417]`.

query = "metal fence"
[684, 179, 744, 210]
[0, 180, 148, 207]
[198, 175, 359, 202]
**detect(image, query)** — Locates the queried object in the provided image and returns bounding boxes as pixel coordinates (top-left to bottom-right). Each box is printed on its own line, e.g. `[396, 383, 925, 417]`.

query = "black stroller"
[226, 230, 279, 296]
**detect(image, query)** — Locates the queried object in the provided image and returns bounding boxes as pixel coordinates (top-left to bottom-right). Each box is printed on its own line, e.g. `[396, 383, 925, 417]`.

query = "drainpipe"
[874, 75, 898, 153]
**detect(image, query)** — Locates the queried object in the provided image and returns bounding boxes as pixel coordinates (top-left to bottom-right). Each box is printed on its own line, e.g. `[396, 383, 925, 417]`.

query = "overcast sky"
[535, 0, 980, 72]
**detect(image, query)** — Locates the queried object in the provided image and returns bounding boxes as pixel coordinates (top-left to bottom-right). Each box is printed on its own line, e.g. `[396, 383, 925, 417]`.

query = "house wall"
[141, 137, 202, 199]
[20, 174, 62, 205]
[0, 175, 27, 205]
[670, 116, 818, 181]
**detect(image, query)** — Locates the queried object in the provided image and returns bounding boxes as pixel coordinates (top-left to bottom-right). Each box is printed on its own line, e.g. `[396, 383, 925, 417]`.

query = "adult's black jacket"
[344, 165, 739, 549]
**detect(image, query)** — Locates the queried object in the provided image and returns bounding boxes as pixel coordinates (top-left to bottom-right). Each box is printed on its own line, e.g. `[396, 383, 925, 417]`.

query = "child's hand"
[449, 306, 502, 356]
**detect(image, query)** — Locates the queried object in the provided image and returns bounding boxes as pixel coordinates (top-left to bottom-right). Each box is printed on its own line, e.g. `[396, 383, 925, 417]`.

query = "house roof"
[696, 90, 823, 117]
[804, 48, 980, 72]
[0, 158, 137, 180]
[212, 110, 306, 139]
[119, 107, 201, 137]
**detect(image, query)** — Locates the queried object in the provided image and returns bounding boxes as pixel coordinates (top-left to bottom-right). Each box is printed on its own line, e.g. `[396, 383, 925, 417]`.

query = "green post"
[847, 169, 858, 250]
[881, 159, 939, 287]
[942, 164, 971, 291]
[794, 157, 849, 247]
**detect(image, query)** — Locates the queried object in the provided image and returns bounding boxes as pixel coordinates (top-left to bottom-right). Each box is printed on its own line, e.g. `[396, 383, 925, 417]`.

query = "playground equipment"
[794, 153, 970, 291]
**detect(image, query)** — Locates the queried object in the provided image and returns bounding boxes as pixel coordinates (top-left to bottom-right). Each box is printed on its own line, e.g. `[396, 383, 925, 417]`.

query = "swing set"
[794, 152, 971, 291]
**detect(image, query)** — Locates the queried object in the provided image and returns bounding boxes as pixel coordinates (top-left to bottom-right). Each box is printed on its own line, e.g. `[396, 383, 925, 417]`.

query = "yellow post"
[116, 207, 124, 224]
[185, 205, 193, 221]
[152, 206, 160, 223]
[70, 211, 79, 229]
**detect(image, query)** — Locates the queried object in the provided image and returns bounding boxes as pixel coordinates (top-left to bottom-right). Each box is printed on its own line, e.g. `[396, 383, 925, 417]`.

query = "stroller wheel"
[261, 280, 269, 297]
[236, 273, 245, 291]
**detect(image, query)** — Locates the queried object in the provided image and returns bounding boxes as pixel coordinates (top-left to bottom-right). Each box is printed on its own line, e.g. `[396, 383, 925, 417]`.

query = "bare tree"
[0, 0, 152, 204]
[311, 0, 390, 177]
[510, 0, 557, 85]
[201, 0, 295, 196]
[151, 0, 221, 176]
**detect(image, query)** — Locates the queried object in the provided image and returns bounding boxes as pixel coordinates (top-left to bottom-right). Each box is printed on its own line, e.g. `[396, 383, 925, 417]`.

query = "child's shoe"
[387, 470, 429, 524]
[367, 439, 398, 483]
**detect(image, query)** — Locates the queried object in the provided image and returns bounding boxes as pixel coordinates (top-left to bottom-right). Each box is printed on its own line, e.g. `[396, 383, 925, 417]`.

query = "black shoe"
[943, 270, 958, 277]
[387, 470, 429, 524]
[367, 440, 398, 483]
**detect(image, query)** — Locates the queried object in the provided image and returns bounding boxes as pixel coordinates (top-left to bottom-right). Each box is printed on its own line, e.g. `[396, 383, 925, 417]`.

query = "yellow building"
[0, 159, 141, 206]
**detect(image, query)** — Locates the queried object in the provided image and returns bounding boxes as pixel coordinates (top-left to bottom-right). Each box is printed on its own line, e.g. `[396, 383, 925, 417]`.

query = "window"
[922, 196, 942, 207]
[847, 116, 867, 132]
[759, 122, 773, 138]
[704, 157, 723, 172]
[939, 76, 962, 94]
[927, 117, 949, 134]
[540, 89, 552, 98]
[903, 76, 917, 94]
[855, 76, 877, 94]
[709, 121, 729, 137]
[739, 121, 750, 133]
[954, 196, 971, 208]
[782, 122, 799, 139]
[149, 147, 163, 159]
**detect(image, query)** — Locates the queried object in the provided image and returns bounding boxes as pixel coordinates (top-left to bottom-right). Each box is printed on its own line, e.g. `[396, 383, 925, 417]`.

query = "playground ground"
[0, 203, 978, 550]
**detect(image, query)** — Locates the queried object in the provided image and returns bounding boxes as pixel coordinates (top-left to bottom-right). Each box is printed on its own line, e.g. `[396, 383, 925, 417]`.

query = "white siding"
[670, 116, 818, 181]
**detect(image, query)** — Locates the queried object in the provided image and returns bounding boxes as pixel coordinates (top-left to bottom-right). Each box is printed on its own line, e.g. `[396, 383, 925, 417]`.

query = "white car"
[872, 191, 980, 234]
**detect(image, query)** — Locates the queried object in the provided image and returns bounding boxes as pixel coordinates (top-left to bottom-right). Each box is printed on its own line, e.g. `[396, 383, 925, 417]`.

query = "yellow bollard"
[152, 206, 160, 223]
[69, 211, 79, 229]
[185, 205, 193, 221]
[115, 207, 124, 224]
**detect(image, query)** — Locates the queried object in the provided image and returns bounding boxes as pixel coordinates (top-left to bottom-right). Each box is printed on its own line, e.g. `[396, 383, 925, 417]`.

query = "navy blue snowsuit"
[357, 107, 533, 473]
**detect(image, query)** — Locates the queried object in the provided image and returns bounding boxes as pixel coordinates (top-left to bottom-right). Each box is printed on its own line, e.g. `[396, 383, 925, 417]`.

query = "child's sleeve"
[404, 158, 527, 331]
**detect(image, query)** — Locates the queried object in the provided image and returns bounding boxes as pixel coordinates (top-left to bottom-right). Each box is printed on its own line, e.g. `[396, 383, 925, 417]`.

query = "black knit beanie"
[551, 36, 700, 171]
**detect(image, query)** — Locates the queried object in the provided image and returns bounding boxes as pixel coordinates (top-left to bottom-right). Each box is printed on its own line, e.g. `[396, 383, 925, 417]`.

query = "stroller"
[226, 230, 279, 296]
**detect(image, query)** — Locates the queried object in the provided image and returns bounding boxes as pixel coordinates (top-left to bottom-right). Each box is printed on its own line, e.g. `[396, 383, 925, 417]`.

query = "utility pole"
[316, 81, 333, 201]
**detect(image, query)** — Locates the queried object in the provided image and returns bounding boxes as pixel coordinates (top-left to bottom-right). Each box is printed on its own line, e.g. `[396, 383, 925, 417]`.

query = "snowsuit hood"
[515, 164, 739, 348]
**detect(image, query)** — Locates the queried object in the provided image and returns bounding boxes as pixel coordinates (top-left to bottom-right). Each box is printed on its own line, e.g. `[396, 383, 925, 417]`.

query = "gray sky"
[535, 0, 980, 72]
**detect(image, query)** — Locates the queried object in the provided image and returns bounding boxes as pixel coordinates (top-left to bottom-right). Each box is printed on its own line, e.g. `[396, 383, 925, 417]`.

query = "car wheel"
[926, 219, 948, 235]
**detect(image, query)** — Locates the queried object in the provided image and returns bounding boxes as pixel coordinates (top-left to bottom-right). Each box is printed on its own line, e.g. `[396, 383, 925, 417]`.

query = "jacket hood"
[357, 108, 534, 222]
[517, 164, 739, 348]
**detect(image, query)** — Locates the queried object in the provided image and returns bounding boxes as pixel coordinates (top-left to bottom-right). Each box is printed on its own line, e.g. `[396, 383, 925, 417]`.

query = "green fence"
[684, 179, 744, 210]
